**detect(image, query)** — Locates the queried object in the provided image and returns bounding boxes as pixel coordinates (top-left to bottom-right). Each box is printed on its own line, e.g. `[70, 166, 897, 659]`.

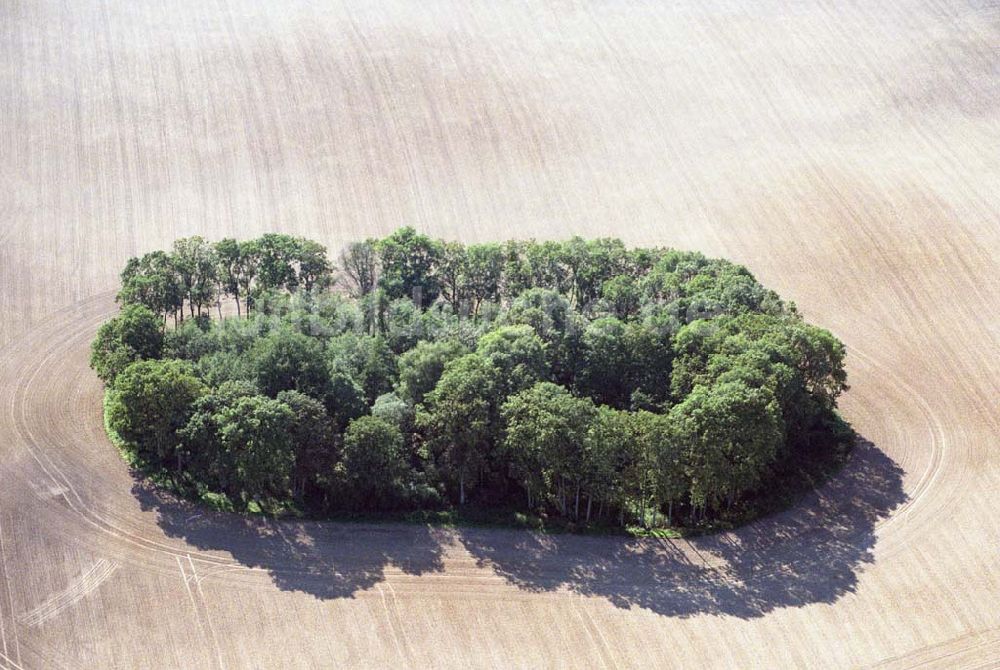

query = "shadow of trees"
[134, 484, 447, 599]
[135, 436, 906, 617]
[454, 438, 907, 618]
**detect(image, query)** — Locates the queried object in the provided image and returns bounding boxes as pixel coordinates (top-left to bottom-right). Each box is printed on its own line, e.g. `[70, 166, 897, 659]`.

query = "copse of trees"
[93, 228, 852, 529]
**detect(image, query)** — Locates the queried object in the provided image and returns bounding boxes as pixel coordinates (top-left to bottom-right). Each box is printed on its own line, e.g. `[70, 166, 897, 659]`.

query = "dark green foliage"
[417, 353, 497, 504]
[94, 230, 851, 526]
[397, 339, 469, 404]
[277, 390, 337, 503]
[476, 325, 549, 398]
[117, 251, 184, 319]
[327, 332, 397, 404]
[339, 416, 412, 510]
[502, 382, 597, 516]
[171, 236, 219, 318]
[250, 327, 330, 398]
[90, 304, 165, 383]
[215, 394, 296, 499]
[376, 227, 443, 307]
[107, 359, 206, 468]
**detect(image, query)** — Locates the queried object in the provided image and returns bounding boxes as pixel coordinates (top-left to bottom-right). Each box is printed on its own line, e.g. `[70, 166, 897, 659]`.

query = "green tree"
[377, 227, 443, 307]
[576, 317, 631, 407]
[601, 274, 641, 320]
[476, 324, 549, 398]
[463, 243, 504, 315]
[178, 380, 257, 487]
[327, 332, 398, 404]
[107, 359, 206, 469]
[216, 394, 295, 500]
[293, 238, 335, 292]
[502, 382, 596, 517]
[171, 236, 219, 318]
[585, 406, 637, 524]
[215, 238, 245, 316]
[340, 415, 410, 510]
[235, 239, 262, 315]
[256, 233, 300, 293]
[671, 380, 783, 516]
[561, 237, 628, 308]
[437, 241, 468, 314]
[417, 353, 496, 504]
[277, 390, 337, 503]
[504, 288, 585, 385]
[632, 410, 686, 526]
[339, 239, 379, 298]
[90, 304, 165, 383]
[250, 327, 331, 399]
[396, 339, 468, 404]
[117, 251, 183, 321]
[371, 392, 414, 436]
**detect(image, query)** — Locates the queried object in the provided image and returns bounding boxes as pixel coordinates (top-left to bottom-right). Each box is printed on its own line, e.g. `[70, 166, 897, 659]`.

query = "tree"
[327, 332, 398, 404]
[437, 241, 468, 315]
[396, 339, 468, 404]
[601, 274, 641, 320]
[586, 407, 637, 524]
[235, 239, 262, 315]
[107, 359, 206, 469]
[499, 239, 533, 300]
[171, 236, 218, 318]
[249, 327, 331, 399]
[632, 410, 686, 526]
[96, 231, 851, 529]
[324, 370, 368, 432]
[524, 240, 570, 293]
[256, 233, 300, 293]
[576, 317, 631, 408]
[671, 380, 783, 516]
[377, 227, 443, 307]
[417, 353, 496, 504]
[501, 382, 596, 517]
[476, 325, 549, 398]
[463, 243, 504, 315]
[504, 288, 585, 385]
[371, 392, 414, 435]
[215, 238, 244, 317]
[561, 237, 628, 308]
[277, 390, 337, 503]
[117, 251, 183, 321]
[90, 304, 165, 383]
[293, 238, 335, 292]
[340, 416, 410, 510]
[215, 394, 295, 499]
[339, 239, 379, 298]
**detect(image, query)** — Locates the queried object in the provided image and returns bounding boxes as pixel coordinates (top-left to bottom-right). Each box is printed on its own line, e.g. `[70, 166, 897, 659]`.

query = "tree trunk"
[459, 473, 466, 505]
[667, 501, 673, 526]
[235, 294, 241, 318]
[217, 301, 223, 320]
[586, 495, 592, 523]
[574, 484, 581, 520]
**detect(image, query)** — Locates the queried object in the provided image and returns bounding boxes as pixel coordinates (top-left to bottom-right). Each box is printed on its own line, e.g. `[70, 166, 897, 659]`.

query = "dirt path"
[0, 0, 998, 667]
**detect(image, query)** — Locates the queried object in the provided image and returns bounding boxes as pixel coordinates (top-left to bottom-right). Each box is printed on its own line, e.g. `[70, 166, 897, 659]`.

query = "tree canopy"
[95, 230, 851, 527]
